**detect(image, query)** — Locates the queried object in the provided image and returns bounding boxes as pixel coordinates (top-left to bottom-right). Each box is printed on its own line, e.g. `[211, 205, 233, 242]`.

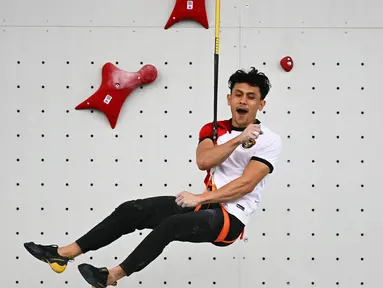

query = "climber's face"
[227, 82, 266, 127]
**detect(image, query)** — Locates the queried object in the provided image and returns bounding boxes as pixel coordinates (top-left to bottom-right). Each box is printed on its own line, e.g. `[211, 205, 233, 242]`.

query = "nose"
[239, 97, 247, 105]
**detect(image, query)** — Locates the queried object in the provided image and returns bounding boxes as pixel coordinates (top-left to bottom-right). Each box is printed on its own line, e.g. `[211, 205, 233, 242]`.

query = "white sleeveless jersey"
[198, 118, 282, 225]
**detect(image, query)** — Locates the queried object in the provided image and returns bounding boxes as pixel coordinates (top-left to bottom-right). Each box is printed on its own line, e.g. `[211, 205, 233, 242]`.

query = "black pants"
[75, 196, 244, 276]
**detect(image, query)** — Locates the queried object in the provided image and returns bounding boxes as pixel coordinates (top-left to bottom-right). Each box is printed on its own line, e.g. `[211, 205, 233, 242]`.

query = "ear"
[259, 100, 266, 111]
[227, 93, 231, 105]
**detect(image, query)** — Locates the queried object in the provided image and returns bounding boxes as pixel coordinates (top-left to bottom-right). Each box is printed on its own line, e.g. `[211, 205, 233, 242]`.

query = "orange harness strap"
[194, 178, 245, 244]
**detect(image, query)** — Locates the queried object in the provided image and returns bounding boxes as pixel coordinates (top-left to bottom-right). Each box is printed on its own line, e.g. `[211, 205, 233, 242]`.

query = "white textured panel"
[0, 0, 241, 28]
[240, 0, 383, 28]
[0, 25, 242, 287]
[238, 27, 383, 287]
[2, 0, 383, 29]
[0, 0, 174, 27]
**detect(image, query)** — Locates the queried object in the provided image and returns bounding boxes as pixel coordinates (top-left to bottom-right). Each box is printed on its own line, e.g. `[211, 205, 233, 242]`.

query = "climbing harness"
[194, 172, 244, 245]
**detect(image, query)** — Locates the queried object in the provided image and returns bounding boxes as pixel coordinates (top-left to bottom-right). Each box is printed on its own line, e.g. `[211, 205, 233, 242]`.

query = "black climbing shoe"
[78, 263, 117, 288]
[24, 242, 73, 273]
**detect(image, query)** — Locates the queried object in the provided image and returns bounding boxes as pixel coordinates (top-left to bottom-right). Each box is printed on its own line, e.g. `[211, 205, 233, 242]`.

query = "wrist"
[198, 192, 212, 205]
[232, 135, 242, 146]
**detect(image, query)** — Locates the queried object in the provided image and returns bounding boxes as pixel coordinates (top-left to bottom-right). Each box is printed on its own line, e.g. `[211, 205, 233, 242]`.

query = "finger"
[253, 124, 262, 130]
[175, 197, 183, 205]
[256, 124, 263, 134]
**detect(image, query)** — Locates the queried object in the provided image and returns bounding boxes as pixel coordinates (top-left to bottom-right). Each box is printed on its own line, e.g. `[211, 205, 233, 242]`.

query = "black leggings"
[75, 196, 244, 276]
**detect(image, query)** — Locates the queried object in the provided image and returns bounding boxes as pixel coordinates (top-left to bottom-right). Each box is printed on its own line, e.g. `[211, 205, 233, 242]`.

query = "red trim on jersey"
[198, 119, 232, 143]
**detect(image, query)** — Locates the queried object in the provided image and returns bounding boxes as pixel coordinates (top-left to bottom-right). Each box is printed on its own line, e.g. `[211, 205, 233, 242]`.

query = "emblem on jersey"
[242, 139, 256, 149]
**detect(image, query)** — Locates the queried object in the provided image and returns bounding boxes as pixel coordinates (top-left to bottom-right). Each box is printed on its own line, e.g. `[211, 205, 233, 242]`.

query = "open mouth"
[236, 108, 248, 115]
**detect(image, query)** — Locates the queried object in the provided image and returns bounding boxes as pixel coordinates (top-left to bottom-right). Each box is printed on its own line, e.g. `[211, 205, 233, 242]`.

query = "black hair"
[228, 67, 271, 100]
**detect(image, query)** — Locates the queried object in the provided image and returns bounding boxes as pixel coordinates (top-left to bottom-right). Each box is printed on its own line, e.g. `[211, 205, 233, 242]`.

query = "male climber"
[24, 67, 282, 288]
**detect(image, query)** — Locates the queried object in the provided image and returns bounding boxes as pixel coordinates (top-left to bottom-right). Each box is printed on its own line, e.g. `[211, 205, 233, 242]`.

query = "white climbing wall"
[1, 0, 383, 287]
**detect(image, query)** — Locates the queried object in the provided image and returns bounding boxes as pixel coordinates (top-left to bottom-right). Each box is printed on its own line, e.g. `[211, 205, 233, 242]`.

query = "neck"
[230, 118, 259, 131]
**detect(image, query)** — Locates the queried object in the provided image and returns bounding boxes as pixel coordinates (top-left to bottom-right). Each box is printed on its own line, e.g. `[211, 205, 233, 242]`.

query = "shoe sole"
[24, 242, 67, 273]
[78, 264, 106, 288]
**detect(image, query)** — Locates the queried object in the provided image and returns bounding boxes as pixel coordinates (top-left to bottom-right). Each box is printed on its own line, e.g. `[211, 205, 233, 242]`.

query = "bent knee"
[110, 200, 145, 226]
[115, 199, 143, 213]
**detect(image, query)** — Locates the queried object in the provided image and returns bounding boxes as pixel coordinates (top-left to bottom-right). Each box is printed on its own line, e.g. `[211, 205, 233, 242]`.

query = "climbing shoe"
[78, 263, 117, 288]
[24, 242, 73, 273]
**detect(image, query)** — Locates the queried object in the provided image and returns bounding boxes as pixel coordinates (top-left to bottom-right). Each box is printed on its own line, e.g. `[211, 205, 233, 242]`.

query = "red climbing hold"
[280, 56, 294, 72]
[75, 62, 158, 129]
[165, 0, 208, 29]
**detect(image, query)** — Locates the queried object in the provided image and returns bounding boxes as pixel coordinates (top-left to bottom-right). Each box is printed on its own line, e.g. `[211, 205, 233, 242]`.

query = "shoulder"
[199, 119, 231, 131]
[198, 119, 231, 142]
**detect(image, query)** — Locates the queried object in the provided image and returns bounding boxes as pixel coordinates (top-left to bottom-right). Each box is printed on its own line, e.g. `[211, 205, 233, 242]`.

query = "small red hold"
[75, 62, 157, 129]
[165, 0, 209, 29]
[280, 56, 294, 72]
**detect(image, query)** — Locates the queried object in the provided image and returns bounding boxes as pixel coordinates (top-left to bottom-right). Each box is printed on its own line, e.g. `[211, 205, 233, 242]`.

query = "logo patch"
[241, 139, 256, 149]
[236, 203, 245, 211]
